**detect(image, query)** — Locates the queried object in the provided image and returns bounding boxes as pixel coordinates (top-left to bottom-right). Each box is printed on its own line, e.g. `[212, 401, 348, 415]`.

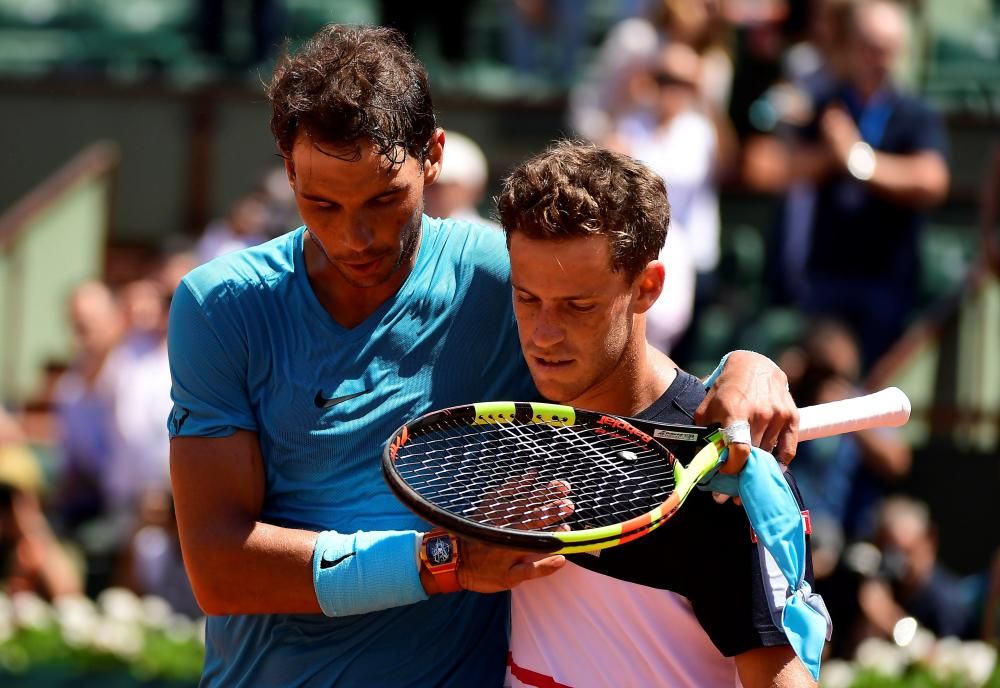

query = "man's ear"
[283, 153, 296, 189]
[423, 128, 446, 185]
[632, 260, 665, 315]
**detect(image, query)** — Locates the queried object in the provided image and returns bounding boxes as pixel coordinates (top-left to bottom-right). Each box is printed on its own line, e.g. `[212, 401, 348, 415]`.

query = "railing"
[0, 141, 119, 406]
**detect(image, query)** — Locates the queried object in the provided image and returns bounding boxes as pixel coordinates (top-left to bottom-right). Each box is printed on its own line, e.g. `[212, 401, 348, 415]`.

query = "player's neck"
[567, 338, 677, 418]
[304, 230, 420, 329]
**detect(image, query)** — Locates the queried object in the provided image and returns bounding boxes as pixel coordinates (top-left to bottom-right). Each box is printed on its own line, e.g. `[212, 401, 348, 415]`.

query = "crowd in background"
[1, 0, 998, 672]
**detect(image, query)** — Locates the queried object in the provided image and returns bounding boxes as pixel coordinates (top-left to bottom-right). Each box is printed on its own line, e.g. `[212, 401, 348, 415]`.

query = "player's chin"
[336, 259, 396, 288]
[529, 373, 580, 406]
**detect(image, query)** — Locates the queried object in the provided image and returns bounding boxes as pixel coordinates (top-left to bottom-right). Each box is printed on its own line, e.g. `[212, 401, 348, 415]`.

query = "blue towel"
[702, 449, 832, 680]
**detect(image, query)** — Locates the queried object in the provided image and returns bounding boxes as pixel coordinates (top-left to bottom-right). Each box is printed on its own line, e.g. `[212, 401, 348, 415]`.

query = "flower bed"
[822, 635, 1000, 688]
[0, 589, 203, 686]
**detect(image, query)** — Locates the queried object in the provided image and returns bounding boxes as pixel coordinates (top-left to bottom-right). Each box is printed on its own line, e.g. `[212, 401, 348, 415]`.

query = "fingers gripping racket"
[383, 387, 911, 554]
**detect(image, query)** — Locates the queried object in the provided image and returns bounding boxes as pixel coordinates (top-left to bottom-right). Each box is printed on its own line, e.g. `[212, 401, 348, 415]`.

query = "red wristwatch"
[420, 529, 461, 594]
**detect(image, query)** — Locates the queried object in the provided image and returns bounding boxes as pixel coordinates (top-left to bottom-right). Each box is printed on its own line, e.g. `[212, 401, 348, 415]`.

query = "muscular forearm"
[179, 518, 321, 615]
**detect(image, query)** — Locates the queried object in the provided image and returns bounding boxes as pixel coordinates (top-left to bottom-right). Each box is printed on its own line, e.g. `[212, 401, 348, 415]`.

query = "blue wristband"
[313, 529, 427, 617]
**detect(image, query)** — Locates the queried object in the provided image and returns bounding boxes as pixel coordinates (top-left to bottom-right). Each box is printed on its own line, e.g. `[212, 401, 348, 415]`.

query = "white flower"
[928, 636, 963, 680]
[10, 591, 53, 629]
[960, 641, 997, 686]
[97, 587, 144, 624]
[0, 612, 12, 643]
[141, 595, 174, 630]
[92, 618, 144, 659]
[855, 637, 907, 678]
[0, 593, 12, 642]
[900, 627, 936, 663]
[165, 613, 196, 643]
[54, 595, 100, 648]
[820, 659, 856, 688]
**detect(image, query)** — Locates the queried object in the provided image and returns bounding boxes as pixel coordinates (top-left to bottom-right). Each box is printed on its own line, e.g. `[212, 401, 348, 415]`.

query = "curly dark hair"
[268, 24, 436, 163]
[496, 141, 671, 278]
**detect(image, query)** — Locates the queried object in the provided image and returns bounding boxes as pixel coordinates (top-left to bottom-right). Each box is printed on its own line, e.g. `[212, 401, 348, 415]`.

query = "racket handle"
[798, 387, 911, 442]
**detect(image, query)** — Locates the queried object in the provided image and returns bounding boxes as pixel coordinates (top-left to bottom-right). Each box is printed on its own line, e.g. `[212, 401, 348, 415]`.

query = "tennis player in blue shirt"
[167, 24, 801, 687]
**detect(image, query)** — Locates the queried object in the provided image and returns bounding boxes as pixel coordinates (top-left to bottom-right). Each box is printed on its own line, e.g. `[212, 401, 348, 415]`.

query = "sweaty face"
[287, 135, 428, 289]
[509, 233, 638, 406]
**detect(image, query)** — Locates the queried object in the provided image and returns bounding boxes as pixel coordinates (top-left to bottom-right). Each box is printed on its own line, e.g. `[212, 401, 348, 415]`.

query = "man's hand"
[473, 472, 574, 530]
[456, 540, 566, 593]
[695, 351, 799, 474]
[445, 473, 571, 593]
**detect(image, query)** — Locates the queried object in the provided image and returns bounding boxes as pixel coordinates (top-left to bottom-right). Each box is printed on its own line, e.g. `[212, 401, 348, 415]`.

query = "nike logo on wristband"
[314, 389, 368, 409]
[320, 551, 356, 570]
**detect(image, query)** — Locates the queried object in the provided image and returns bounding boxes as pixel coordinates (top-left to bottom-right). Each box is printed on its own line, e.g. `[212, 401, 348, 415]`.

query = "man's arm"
[735, 646, 816, 688]
[741, 136, 839, 193]
[856, 149, 949, 209]
[170, 432, 320, 615]
[820, 106, 949, 209]
[171, 431, 565, 615]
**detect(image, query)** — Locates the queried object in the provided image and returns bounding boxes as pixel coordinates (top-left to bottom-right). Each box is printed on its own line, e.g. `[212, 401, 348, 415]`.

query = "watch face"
[426, 536, 453, 566]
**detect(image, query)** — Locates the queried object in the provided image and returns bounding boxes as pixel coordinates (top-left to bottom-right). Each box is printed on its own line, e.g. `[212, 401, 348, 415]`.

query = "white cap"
[438, 130, 489, 189]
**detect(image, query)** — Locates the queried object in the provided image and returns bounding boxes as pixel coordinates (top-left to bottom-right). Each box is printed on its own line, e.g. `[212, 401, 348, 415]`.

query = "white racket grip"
[798, 387, 911, 442]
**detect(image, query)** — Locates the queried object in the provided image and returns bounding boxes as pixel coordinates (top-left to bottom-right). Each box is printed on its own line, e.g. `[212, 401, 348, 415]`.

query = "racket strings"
[393, 417, 677, 532]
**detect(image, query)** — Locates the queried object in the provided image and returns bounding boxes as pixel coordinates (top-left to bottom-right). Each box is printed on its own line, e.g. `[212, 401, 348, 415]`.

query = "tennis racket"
[383, 387, 911, 554]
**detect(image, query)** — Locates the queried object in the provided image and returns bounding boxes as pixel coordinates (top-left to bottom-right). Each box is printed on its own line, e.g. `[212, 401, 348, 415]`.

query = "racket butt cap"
[885, 387, 912, 425]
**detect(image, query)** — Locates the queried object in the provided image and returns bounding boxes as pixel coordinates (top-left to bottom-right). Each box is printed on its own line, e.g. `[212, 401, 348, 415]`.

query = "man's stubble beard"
[329, 206, 423, 290]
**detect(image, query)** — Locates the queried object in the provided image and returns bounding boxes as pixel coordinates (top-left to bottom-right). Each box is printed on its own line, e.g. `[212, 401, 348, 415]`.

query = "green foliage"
[0, 590, 203, 686]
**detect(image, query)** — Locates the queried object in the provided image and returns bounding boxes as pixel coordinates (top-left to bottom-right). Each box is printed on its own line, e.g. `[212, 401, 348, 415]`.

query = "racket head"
[383, 401, 723, 554]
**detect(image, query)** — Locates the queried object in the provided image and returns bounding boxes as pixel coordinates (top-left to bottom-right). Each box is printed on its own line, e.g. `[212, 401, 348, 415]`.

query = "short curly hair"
[496, 141, 671, 278]
[268, 24, 436, 163]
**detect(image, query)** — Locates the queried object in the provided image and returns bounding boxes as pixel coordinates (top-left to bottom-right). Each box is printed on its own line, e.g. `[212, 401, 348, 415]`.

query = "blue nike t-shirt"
[167, 217, 536, 687]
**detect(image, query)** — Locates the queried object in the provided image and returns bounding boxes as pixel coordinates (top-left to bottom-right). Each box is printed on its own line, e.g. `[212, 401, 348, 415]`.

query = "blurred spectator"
[859, 497, 981, 640]
[608, 43, 721, 281]
[749, 0, 856, 303]
[121, 490, 200, 618]
[780, 319, 911, 540]
[259, 166, 301, 237]
[97, 281, 172, 532]
[102, 253, 195, 532]
[725, 0, 788, 141]
[570, 0, 733, 144]
[196, 192, 271, 264]
[51, 282, 123, 534]
[746, 0, 950, 369]
[0, 408, 82, 600]
[781, 0, 853, 102]
[644, 223, 696, 354]
[605, 42, 720, 364]
[810, 514, 868, 659]
[424, 130, 499, 229]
